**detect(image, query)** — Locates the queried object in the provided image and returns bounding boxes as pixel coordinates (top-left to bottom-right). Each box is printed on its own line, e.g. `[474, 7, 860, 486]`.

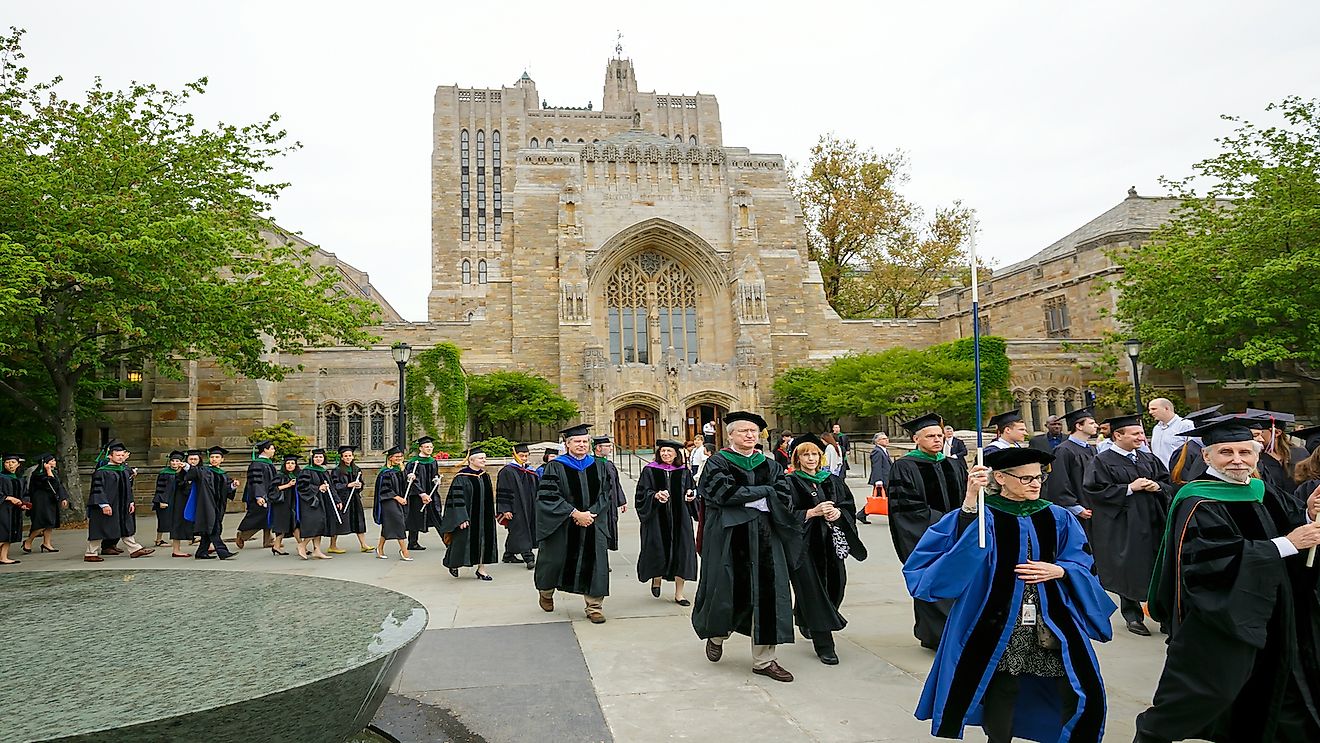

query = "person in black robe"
[1243, 414, 1297, 495]
[887, 412, 968, 649]
[22, 454, 67, 554]
[187, 446, 237, 561]
[535, 446, 557, 477]
[236, 440, 277, 550]
[635, 439, 698, 605]
[374, 446, 411, 560]
[150, 451, 185, 547]
[983, 410, 1029, 452]
[535, 423, 613, 623]
[168, 451, 201, 557]
[404, 436, 442, 550]
[496, 442, 538, 568]
[329, 445, 371, 553]
[784, 434, 867, 665]
[84, 443, 154, 561]
[1043, 407, 1097, 521]
[592, 435, 628, 551]
[773, 431, 793, 468]
[1136, 417, 1320, 743]
[1081, 413, 1175, 636]
[691, 411, 802, 683]
[294, 448, 333, 560]
[267, 454, 299, 555]
[0, 454, 30, 564]
[440, 447, 498, 579]
[1164, 405, 1223, 488]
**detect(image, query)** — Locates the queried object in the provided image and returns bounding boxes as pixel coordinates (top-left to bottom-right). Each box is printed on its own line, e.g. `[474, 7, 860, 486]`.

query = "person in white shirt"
[1148, 398, 1194, 467]
[821, 433, 844, 476]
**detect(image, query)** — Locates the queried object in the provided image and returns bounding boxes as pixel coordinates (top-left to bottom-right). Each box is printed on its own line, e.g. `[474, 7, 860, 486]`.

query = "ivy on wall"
[405, 343, 467, 450]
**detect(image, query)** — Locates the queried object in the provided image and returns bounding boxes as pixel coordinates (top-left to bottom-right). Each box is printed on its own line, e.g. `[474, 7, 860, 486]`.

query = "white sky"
[11, 1, 1319, 320]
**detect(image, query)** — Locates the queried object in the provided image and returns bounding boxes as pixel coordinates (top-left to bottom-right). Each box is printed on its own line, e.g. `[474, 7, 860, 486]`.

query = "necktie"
[1127, 452, 1138, 465]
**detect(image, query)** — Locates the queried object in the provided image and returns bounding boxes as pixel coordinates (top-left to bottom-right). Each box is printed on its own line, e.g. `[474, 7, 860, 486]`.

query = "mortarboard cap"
[383, 445, 404, 457]
[1062, 407, 1095, 429]
[724, 411, 768, 430]
[901, 412, 944, 436]
[465, 446, 486, 457]
[655, 439, 683, 451]
[3, 453, 21, 462]
[168, 450, 186, 461]
[106, 442, 129, 453]
[253, 440, 274, 451]
[987, 411, 1023, 430]
[414, 436, 435, 447]
[1184, 404, 1223, 423]
[560, 423, 593, 439]
[1184, 416, 1255, 446]
[1290, 425, 1320, 454]
[1245, 409, 1293, 430]
[1103, 414, 1143, 432]
[37, 453, 56, 465]
[185, 449, 204, 458]
[310, 447, 326, 457]
[512, 442, 530, 453]
[282, 453, 302, 462]
[336, 445, 356, 455]
[984, 447, 1055, 470]
[206, 446, 228, 456]
[788, 433, 826, 454]
[591, 435, 611, 446]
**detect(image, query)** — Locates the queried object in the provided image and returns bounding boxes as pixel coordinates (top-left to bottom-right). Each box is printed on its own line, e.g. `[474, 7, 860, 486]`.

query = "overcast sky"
[11, 1, 1319, 320]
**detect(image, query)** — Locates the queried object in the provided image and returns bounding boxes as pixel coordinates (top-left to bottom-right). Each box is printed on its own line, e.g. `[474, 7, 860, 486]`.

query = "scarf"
[305, 464, 326, 473]
[555, 453, 595, 472]
[792, 468, 831, 484]
[645, 461, 685, 472]
[407, 455, 433, 464]
[906, 449, 946, 463]
[99, 464, 127, 472]
[985, 494, 1052, 516]
[719, 449, 766, 471]
[207, 465, 226, 475]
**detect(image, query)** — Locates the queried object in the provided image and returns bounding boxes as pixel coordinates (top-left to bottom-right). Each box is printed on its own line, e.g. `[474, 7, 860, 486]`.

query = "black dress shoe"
[410, 544, 427, 551]
[817, 650, 839, 665]
[705, 639, 722, 662]
[919, 640, 939, 650]
[449, 567, 459, 577]
[1126, 620, 1152, 637]
[217, 553, 236, 560]
[501, 556, 521, 564]
[524, 558, 536, 570]
[800, 627, 813, 640]
[195, 554, 217, 560]
[651, 584, 661, 598]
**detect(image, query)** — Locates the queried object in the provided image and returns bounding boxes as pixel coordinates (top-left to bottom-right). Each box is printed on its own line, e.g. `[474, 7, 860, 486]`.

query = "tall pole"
[970, 217, 986, 549]
[396, 360, 407, 448]
[1129, 355, 1143, 414]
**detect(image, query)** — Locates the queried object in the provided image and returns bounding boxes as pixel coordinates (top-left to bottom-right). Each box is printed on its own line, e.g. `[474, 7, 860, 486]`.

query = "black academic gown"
[600, 457, 627, 551]
[1045, 438, 1095, 510]
[373, 467, 407, 540]
[786, 472, 867, 634]
[238, 458, 277, 533]
[185, 466, 230, 539]
[691, 452, 803, 646]
[1082, 448, 1175, 600]
[403, 456, 441, 535]
[86, 465, 135, 541]
[634, 464, 699, 583]
[1259, 454, 1293, 496]
[496, 463, 538, 557]
[25, 470, 65, 530]
[151, 469, 178, 534]
[295, 466, 331, 538]
[440, 468, 498, 569]
[268, 471, 297, 536]
[887, 452, 967, 647]
[1168, 439, 1208, 488]
[1140, 476, 1320, 742]
[534, 456, 612, 598]
[330, 463, 368, 535]
[169, 468, 197, 541]
[0, 473, 27, 543]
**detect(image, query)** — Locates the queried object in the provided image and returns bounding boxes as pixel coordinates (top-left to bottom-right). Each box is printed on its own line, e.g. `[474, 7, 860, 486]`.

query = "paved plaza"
[14, 463, 1174, 742]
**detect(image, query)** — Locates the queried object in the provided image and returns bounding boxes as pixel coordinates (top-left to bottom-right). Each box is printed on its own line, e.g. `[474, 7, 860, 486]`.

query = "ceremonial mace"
[970, 218, 986, 548]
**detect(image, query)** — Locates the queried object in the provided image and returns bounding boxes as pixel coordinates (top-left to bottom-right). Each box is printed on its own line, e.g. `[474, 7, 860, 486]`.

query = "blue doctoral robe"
[903, 504, 1116, 742]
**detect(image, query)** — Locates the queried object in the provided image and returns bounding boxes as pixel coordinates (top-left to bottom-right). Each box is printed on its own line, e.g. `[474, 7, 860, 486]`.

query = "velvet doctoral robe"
[599, 457, 627, 551]
[888, 451, 968, 646]
[238, 457, 277, 533]
[86, 464, 136, 541]
[1140, 476, 1320, 742]
[330, 463, 368, 535]
[440, 467, 498, 569]
[690, 451, 803, 646]
[634, 463, 698, 583]
[787, 471, 867, 634]
[373, 466, 407, 540]
[495, 463, 538, 556]
[904, 504, 1116, 742]
[534, 455, 612, 597]
[1081, 448, 1175, 599]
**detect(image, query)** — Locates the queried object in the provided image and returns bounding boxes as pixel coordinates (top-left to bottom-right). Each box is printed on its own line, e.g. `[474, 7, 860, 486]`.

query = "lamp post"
[1124, 338, 1143, 414]
[391, 343, 412, 448]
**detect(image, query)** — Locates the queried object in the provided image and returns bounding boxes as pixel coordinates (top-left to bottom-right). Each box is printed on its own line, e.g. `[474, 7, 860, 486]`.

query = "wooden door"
[614, 405, 657, 452]
[685, 404, 728, 450]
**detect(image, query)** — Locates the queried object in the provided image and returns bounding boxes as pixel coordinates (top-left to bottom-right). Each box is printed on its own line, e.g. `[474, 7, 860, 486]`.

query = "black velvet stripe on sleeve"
[936, 510, 1020, 736]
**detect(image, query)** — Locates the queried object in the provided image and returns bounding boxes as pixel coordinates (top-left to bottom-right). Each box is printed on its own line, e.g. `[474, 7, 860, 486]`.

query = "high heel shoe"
[375, 549, 389, 560]
[271, 547, 289, 556]
[449, 567, 460, 577]
[40, 545, 58, 553]
[21, 545, 32, 554]
[476, 571, 493, 581]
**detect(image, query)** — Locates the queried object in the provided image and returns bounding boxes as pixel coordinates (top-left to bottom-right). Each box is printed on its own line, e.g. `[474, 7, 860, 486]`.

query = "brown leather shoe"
[83, 555, 104, 562]
[752, 661, 794, 683]
[129, 548, 155, 558]
[705, 639, 723, 663]
[586, 610, 606, 624]
[235, 534, 245, 550]
[103, 546, 124, 555]
[538, 594, 554, 612]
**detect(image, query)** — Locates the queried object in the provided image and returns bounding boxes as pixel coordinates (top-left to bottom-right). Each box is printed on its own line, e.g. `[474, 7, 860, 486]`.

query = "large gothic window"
[606, 251, 699, 365]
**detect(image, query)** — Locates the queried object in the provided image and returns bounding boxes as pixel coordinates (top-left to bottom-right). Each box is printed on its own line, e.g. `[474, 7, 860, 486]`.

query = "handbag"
[864, 483, 889, 516]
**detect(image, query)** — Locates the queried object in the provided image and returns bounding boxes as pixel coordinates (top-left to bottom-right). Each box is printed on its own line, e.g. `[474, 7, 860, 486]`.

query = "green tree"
[790, 133, 977, 318]
[1114, 96, 1320, 373]
[466, 371, 579, 440]
[247, 421, 311, 459]
[405, 344, 467, 449]
[0, 29, 379, 506]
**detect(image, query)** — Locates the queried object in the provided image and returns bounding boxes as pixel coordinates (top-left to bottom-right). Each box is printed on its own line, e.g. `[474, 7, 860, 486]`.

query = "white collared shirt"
[1151, 415, 1194, 467]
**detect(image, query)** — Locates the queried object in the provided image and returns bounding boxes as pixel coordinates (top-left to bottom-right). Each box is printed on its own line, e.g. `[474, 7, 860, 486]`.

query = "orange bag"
[865, 483, 889, 516]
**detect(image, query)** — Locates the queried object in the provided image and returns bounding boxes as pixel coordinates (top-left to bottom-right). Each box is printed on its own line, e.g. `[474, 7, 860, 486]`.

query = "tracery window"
[477, 259, 488, 284]
[461, 260, 471, 284]
[459, 129, 470, 241]
[492, 130, 502, 240]
[347, 404, 364, 451]
[476, 129, 486, 241]
[606, 251, 699, 364]
[324, 403, 343, 449]
[369, 403, 386, 450]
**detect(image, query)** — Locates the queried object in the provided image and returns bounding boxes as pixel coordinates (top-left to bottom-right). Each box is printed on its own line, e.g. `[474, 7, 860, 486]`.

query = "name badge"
[1021, 601, 1038, 626]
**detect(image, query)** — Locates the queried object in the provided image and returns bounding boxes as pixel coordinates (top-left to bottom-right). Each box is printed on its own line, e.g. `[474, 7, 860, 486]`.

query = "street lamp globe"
[1124, 338, 1142, 360]
[392, 342, 412, 366]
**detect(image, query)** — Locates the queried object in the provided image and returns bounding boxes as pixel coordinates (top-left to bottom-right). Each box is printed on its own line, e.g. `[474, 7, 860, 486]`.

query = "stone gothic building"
[97, 59, 1315, 463]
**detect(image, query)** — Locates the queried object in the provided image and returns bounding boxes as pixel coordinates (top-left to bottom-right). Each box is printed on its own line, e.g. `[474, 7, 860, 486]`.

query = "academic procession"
[3, 399, 1319, 743]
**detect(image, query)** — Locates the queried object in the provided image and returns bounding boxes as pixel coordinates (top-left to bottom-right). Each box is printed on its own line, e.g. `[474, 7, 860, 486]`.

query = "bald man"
[1148, 398, 1193, 467]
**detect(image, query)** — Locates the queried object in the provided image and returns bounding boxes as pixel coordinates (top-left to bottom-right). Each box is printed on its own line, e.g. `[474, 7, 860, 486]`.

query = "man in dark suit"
[1028, 415, 1066, 452]
[831, 423, 850, 479]
[942, 425, 968, 460]
[861, 432, 893, 525]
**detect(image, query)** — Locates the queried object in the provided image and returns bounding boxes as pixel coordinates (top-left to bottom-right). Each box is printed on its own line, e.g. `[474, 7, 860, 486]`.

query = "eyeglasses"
[1000, 471, 1049, 485]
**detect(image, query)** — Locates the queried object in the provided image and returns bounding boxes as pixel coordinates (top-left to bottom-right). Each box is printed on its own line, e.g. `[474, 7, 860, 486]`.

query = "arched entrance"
[685, 403, 728, 449]
[614, 404, 658, 452]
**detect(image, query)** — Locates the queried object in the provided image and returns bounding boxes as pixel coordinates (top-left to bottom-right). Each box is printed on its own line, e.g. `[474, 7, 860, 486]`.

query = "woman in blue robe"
[904, 447, 1116, 743]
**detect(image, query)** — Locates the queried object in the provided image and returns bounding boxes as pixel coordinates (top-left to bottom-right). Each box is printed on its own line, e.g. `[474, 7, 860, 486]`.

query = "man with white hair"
[1148, 398, 1193, 468]
[1136, 416, 1320, 743]
[534, 423, 613, 623]
[692, 411, 800, 682]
